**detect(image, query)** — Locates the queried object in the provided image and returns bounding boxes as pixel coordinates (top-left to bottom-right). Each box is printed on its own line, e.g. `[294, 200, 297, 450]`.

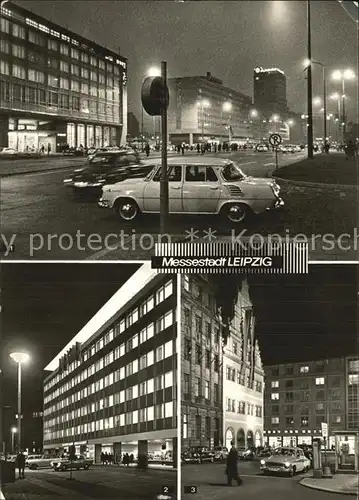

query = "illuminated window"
[271, 381, 279, 388]
[59, 77, 69, 89]
[165, 371, 173, 388]
[81, 67, 89, 79]
[315, 377, 325, 385]
[12, 44, 25, 58]
[0, 61, 9, 75]
[48, 39, 58, 51]
[271, 393, 279, 400]
[300, 366, 309, 373]
[60, 43, 68, 55]
[60, 61, 69, 72]
[71, 48, 79, 59]
[12, 64, 26, 79]
[81, 83, 89, 94]
[71, 80, 80, 92]
[48, 75, 58, 87]
[271, 417, 279, 424]
[90, 56, 97, 66]
[1, 19, 10, 33]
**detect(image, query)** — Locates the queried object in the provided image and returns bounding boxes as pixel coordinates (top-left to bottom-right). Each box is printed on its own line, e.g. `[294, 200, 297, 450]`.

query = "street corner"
[299, 475, 359, 496]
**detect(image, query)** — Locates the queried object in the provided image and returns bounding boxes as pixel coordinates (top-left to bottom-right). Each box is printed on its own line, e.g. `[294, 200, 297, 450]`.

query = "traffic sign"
[321, 422, 328, 438]
[269, 133, 282, 147]
[141, 76, 169, 116]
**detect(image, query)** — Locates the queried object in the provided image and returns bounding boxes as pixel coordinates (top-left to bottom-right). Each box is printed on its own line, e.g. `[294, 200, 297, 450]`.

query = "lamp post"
[197, 99, 210, 144]
[332, 69, 356, 142]
[304, 60, 327, 143]
[306, 0, 314, 158]
[11, 427, 17, 454]
[10, 352, 30, 452]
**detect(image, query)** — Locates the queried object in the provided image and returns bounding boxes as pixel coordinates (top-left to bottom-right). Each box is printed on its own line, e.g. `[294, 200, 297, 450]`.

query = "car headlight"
[260, 459, 266, 465]
[284, 462, 290, 468]
[74, 169, 83, 173]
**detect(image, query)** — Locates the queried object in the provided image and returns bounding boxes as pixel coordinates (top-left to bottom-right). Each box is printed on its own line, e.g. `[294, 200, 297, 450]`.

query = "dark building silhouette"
[253, 67, 287, 116]
[127, 112, 140, 139]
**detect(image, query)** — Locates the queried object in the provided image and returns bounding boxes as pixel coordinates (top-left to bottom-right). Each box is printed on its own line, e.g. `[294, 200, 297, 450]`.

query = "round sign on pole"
[269, 133, 282, 147]
[141, 76, 169, 116]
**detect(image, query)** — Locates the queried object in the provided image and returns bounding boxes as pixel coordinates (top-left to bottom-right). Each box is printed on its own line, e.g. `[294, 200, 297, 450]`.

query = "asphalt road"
[1, 150, 356, 260]
[2, 465, 176, 499]
[181, 461, 345, 500]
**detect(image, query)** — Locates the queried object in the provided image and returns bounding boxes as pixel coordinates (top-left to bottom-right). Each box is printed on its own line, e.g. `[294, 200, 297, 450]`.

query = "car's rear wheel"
[115, 198, 140, 221]
[223, 203, 252, 224]
[30, 464, 38, 470]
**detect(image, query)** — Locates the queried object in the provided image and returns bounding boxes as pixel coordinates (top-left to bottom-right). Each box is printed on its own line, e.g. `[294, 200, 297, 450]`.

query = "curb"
[299, 478, 358, 496]
[273, 175, 359, 191]
[1, 165, 75, 177]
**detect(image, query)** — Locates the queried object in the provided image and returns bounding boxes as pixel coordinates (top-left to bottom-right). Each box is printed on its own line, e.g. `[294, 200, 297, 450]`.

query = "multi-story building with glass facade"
[263, 356, 359, 452]
[0, 1, 127, 152]
[43, 265, 177, 466]
[167, 72, 253, 146]
[223, 280, 264, 450]
[181, 275, 224, 450]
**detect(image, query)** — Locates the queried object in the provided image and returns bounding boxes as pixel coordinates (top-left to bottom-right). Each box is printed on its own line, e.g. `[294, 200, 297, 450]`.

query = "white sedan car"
[260, 447, 311, 476]
[99, 157, 283, 224]
[26, 455, 55, 470]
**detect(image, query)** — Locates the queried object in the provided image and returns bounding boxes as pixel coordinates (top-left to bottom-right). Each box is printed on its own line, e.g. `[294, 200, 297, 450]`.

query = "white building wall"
[222, 280, 264, 450]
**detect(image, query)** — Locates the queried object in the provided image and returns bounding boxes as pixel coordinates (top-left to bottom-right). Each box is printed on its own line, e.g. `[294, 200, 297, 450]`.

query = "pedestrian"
[196, 143, 200, 154]
[41, 144, 45, 155]
[16, 450, 26, 479]
[324, 141, 330, 154]
[181, 144, 185, 155]
[225, 442, 243, 486]
[47, 143, 51, 155]
[345, 140, 357, 159]
[145, 143, 150, 157]
[129, 453, 134, 465]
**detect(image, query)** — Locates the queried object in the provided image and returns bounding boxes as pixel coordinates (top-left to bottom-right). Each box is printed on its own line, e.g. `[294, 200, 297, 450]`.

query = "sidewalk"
[92, 462, 177, 471]
[274, 152, 358, 186]
[300, 474, 358, 495]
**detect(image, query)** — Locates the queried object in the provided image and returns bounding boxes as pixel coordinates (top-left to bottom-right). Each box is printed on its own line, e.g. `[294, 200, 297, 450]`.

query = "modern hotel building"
[0, 1, 127, 152]
[43, 265, 178, 465]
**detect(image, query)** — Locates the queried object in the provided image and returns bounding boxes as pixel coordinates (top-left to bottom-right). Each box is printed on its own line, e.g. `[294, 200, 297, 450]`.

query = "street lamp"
[332, 69, 356, 140]
[10, 352, 30, 452]
[11, 427, 17, 454]
[197, 99, 210, 143]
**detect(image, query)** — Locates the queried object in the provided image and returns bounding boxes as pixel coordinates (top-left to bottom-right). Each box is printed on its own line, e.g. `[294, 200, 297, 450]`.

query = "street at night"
[1, 149, 356, 260]
[2, 465, 176, 499]
[181, 461, 348, 500]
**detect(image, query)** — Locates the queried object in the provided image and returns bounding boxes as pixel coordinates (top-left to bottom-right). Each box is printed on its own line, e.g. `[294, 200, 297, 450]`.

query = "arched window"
[225, 428, 234, 449]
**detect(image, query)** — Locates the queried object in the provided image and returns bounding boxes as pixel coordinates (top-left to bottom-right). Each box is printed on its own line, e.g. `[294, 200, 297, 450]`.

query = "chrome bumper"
[266, 198, 284, 211]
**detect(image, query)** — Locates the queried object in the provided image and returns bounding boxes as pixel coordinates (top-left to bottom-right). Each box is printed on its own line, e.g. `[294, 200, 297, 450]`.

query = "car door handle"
[210, 186, 219, 190]
[171, 186, 181, 190]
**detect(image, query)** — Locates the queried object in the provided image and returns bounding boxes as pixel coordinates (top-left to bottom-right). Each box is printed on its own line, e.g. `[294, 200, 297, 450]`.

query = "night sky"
[1, 263, 139, 413]
[17, 0, 358, 129]
[248, 265, 358, 366]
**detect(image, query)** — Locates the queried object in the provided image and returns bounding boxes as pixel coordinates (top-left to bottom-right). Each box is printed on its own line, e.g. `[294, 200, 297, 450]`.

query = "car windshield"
[273, 448, 296, 457]
[222, 162, 246, 181]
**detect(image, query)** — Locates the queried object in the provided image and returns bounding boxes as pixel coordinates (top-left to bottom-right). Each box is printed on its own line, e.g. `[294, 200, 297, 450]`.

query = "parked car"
[99, 157, 284, 223]
[51, 455, 92, 471]
[238, 448, 255, 460]
[63, 150, 151, 196]
[182, 447, 214, 464]
[213, 446, 229, 461]
[0, 147, 17, 155]
[256, 144, 269, 152]
[26, 455, 55, 470]
[260, 447, 311, 476]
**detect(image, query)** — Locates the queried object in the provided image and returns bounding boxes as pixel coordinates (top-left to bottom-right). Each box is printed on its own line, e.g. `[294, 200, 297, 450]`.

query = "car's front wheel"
[288, 466, 295, 477]
[29, 464, 38, 470]
[115, 198, 140, 222]
[222, 203, 252, 224]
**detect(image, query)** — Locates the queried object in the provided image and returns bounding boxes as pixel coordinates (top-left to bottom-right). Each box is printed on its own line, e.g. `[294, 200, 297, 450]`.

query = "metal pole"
[323, 66, 327, 143]
[141, 106, 144, 152]
[11, 431, 15, 454]
[160, 61, 168, 235]
[17, 363, 21, 452]
[342, 79, 346, 142]
[201, 103, 204, 143]
[307, 0, 314, 159]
